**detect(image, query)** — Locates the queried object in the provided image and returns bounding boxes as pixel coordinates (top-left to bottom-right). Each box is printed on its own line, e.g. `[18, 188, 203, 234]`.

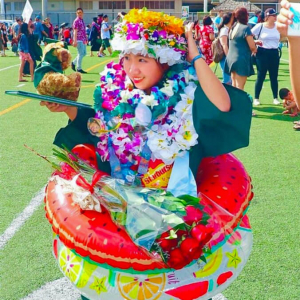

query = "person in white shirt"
[252, 8, 281, 105]
[218, 12, 235, 84]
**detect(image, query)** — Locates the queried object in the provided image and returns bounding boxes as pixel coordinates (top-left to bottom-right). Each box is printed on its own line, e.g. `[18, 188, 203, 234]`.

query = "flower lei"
[111, 8, 188, 66]
[92, 61, 199, 182]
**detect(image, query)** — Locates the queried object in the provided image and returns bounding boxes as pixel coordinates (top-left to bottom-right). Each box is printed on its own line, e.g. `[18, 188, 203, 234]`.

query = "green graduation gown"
[53, 84, 252, 177]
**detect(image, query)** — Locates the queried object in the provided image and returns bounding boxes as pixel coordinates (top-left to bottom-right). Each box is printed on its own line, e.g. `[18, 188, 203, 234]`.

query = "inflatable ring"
[45, 153, 253, 300]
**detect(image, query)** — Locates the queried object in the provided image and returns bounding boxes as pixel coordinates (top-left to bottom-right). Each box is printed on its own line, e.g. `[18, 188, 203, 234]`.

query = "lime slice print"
[58, 247, 83, 284]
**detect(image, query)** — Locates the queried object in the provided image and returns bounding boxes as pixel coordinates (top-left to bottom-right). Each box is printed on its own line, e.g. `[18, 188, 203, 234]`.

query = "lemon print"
[77, 260, 98, 288]
[58, 247, 83, 285]
[117, 273, 166, 300]
[193, 248, 223, 278]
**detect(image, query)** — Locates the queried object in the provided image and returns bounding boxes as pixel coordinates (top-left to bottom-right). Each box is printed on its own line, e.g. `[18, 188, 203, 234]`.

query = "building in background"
[1, 0, 280, 26]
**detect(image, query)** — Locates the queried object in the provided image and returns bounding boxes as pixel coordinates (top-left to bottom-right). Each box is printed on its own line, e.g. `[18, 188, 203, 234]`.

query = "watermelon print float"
[45, 153, 253, 300]
[41, 8, 254, 300]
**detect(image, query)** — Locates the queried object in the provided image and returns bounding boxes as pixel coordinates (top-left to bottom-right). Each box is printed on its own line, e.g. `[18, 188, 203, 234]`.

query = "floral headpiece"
[111, 8, 187, 66]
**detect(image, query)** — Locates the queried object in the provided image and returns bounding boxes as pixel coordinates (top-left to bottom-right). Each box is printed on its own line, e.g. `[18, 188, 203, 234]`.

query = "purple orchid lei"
[92, 61, 198, 177]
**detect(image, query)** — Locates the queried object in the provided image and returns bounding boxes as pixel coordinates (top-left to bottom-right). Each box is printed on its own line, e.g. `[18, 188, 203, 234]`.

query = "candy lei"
[93, 61, 199, 180]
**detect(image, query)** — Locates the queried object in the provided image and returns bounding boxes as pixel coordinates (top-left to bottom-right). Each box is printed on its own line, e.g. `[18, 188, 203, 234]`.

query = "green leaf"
[199, 255, 207, 263]
[135, 229, 156, 239]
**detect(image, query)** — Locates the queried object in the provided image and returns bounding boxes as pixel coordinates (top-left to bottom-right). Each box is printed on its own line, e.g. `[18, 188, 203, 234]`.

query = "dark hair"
[258, 12, 265, 23]
[76, 7, 83, 12]
[93, 17, 97, 22]
[279, 88, 290, 99]
[218, 12, 233, 33]
[203, 16, 213, 26]
[234, 7, 249, 25]
[98, 14, 103, 17]
[194, 20, 199, 27]
[255, 10, 261, 16]
[103, 15, 108, 19]
[20, 23, 29, 36]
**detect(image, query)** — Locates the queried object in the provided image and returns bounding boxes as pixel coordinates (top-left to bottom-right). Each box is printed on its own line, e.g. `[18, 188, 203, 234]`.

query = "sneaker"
[273, 98, 281, 105]
[77, 69, 87, 74]
[97, 53, 104, 57]
[71, 62, 76, 71]
[253, 99, 260, 106]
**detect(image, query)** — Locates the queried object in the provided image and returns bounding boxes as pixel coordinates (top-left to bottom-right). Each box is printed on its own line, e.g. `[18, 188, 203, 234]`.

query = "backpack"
[212, 37, 225, 63]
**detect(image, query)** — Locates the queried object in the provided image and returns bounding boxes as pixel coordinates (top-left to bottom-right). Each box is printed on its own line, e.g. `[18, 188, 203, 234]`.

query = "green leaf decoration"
[135, 229, 156, 239]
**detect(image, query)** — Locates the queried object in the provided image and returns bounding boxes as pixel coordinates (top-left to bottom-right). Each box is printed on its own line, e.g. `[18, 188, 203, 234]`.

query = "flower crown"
[111, 8, 188, 66]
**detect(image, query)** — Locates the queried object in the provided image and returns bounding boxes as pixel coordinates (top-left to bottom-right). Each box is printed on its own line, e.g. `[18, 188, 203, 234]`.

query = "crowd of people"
[1, 4, 299, 123]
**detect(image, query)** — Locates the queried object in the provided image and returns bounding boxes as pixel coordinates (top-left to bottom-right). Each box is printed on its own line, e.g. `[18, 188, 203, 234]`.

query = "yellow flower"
[169, 40, 176, 46]
[124, 8, 184, 35]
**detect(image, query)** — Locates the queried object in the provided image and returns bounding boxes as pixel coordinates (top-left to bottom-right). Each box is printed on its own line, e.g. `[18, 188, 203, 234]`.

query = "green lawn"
[0, 46, 299, 300]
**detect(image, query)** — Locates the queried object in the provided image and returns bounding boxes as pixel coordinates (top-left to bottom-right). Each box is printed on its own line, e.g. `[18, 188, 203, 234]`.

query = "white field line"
[16, 83, 26, 87]
[0, 64, 19, 72]
[0, 187, 45, 250]
[281, 58, 289, 63]
[22, 277, 80, 300]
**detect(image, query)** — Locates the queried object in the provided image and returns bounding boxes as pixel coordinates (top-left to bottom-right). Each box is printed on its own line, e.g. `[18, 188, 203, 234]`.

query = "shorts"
[19, 52, 32, 61]
[102, 38, 110, 48]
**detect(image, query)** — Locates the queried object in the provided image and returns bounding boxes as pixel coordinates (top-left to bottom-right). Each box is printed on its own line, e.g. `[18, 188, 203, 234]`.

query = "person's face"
[269, 14, 277, 23]
[76, 10, 84, 19]
[90, 122, 100, 133]
[219, 11, 223, 17]
[123, 53, 166, 93]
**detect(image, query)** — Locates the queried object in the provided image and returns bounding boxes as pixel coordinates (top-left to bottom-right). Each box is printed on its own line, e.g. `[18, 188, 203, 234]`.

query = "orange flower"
[124, 8, 184, 36]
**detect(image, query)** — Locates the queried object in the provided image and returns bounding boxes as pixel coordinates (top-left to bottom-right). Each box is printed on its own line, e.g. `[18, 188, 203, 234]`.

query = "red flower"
[183, 206, 203, 225]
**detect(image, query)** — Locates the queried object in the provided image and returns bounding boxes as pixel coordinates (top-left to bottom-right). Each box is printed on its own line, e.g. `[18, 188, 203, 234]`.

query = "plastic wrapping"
[44, 149, 253, 300]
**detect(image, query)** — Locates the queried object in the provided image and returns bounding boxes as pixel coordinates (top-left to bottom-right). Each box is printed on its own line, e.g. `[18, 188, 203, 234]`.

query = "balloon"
[45, 152, 253, 300]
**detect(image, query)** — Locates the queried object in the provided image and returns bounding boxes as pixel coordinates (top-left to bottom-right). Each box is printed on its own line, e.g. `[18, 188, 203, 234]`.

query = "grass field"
[0, 46, 300, 300]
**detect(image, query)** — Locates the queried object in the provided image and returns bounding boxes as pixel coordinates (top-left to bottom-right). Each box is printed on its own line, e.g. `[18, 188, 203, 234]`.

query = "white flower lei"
[94, 63, 199, 166]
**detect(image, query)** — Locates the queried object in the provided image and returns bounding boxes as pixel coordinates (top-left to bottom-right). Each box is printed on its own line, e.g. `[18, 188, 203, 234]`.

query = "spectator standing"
[53, 25, 59, 40]
[18, 23, 34, 82]
[89, 17, 100, 56]
[252, 8, 281, 106]
[12, 18, 22, 39]
[34, 16, 47, 44]
[248, 10, 261, 29]
[71, 7, 88, 73]
[98, 15, 112, 57]
[86, 24, 91, 44]
[0, 24, 4, 56]
[97, 14, 103, 27]
[42, 19, 50, 41]
[194, 20, 200, 46]
[214, 10, 223, 36]
[198, 16, 215, 65]
[225, 8, 257, 90]
[218, 12, 235, 84]
[1, 23, 8, 51]
[63, 27, 72, 44]
[45, 18, 54, 39]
